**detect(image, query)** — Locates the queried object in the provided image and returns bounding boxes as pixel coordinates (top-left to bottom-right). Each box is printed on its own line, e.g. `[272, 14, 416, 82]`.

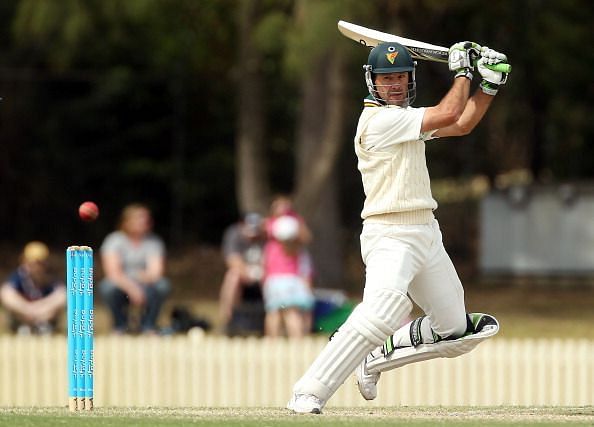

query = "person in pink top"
[262, 195, 315, 338]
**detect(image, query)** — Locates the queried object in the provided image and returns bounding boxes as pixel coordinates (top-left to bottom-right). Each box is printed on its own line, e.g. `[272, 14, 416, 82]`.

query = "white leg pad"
[293, 289, 411, 402]
[367, 313, 499, 374]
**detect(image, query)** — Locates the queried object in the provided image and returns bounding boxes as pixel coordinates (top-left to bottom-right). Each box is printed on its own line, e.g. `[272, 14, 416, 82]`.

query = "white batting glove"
[478, 47, 509, 95]
[448, 41, 480, 80]
[480, 46, 507, 65]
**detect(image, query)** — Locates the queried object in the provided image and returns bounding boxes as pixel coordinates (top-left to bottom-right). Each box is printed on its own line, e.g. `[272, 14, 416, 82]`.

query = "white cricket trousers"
[292, 219, 466, 403]
[361, 218, 467, 340]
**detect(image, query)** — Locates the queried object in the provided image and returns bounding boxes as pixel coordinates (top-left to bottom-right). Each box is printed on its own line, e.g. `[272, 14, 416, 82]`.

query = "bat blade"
[337, 20, 511, 73]
[338, 20, 448, 63]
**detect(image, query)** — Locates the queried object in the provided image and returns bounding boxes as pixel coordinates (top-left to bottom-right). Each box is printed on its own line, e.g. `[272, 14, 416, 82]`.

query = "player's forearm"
[422, 77, 470, 132]
[434, 88, 494, 137]
[454, 89, 494, 135]
[439, 77, 471, 120]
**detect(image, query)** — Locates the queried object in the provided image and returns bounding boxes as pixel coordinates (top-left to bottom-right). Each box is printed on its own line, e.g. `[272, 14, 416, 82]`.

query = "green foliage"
[2, 0, 240, 245]
[253, 11, 289, 53]
[0, 0, 592, 248]
[284, 0, 358, 79]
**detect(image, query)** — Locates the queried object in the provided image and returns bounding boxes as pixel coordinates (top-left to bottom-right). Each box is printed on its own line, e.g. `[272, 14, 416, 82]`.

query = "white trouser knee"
[293, 288, 411, 402]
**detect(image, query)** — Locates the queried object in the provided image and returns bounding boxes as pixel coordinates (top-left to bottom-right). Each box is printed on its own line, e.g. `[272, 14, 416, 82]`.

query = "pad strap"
[367, 313, 499, 374]
[409, 316, 425, 347]
[382, 335, 396, 357]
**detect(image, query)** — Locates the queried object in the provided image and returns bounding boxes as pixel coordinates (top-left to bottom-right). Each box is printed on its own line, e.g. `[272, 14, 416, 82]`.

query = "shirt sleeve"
[420, 129, 439, 141]
[3, 271, 20, 291]
[222, 226, 241, 258]
[362, 106, 426, 151]
[100, 232, 121, 254]
[145, 234, 165, 257]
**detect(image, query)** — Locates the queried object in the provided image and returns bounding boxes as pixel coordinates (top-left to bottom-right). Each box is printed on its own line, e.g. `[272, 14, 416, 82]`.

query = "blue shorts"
[263, 274, 315, 312]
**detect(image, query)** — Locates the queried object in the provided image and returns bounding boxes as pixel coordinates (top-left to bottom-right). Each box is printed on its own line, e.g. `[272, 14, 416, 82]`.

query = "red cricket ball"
[79, 201, 99, 222]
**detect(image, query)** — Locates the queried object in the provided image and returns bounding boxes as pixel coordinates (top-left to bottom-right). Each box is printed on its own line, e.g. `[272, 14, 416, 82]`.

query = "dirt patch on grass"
[2, 406, 594, 423]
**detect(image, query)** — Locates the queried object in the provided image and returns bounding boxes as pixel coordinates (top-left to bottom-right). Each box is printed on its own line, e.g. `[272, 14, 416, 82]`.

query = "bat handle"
[483, 62, 512, 73]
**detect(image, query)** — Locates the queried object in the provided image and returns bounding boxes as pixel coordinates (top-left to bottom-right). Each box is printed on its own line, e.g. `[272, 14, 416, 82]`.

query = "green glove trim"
[480, 80, 499, 96]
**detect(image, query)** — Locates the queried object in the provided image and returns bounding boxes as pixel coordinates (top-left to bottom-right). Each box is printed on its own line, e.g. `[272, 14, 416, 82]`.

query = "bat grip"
[483, 63, 512, 73]
[469, 49, 511, 73]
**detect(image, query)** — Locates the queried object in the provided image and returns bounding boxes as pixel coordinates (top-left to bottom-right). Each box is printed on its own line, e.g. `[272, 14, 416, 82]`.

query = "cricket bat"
[338, 20, 511, 73]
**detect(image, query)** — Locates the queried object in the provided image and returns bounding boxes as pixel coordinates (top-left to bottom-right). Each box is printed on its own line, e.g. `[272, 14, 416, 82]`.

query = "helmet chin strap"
[364, 65, 378, 101]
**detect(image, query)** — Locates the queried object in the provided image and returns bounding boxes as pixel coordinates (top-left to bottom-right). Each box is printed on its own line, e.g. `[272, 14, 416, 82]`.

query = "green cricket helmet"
[364, 42, 417, 106]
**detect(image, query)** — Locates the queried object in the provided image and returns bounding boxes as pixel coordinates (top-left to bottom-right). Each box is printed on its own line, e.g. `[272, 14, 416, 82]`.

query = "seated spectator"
[219, 213, 266, 336]
[262, 195, 315, 338]
[0, 241, 66, 335]
[99, 203, 170, 334]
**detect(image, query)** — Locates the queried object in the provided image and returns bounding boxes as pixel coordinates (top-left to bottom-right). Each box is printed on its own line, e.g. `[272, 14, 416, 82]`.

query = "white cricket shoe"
[356, 353, 381, 400]
[286, 393, 324, 414]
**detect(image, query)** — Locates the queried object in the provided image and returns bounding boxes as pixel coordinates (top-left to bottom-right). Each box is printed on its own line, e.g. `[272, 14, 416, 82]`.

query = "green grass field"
[1, 407, 593, 426]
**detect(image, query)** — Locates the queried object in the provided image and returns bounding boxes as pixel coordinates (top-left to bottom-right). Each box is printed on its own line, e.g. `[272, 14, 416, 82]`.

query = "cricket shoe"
[356, 351, 381, 400]
[286, 393, 324, 414]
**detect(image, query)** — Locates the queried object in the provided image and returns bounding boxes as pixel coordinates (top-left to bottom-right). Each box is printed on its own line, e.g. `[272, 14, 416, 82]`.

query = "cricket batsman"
[287, 40, 509, 413]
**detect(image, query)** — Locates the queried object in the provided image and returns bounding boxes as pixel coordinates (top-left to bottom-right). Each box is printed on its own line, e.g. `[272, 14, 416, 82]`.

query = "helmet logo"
[386, 51, 398, 64]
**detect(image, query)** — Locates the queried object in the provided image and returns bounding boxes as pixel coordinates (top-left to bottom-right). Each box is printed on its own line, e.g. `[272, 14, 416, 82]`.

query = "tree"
[289, 0, 354, 287]
[235, 0, 272, 215]
[4, 0, 240, 244]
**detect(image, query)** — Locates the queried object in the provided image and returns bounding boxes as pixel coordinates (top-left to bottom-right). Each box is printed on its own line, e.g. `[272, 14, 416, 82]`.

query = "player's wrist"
[480, 79, 499, 95]
[454, 68, 473, 81]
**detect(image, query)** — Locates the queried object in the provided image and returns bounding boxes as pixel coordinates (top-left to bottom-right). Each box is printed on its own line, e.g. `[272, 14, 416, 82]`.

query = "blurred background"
[1, 0, 593, 334]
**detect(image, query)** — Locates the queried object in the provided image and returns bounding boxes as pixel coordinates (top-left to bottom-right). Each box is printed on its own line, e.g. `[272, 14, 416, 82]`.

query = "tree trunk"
[294, 50, 349, 288]
[169, 63, 188, 245]
[236, 0, 270, 215]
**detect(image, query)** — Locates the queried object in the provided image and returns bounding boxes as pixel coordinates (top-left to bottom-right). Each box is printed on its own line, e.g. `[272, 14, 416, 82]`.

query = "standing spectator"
[0, 241, 66, 335]
[99, 203, 170, 334]
[219, 213, 266, 336]
[262, 195, 315, 338]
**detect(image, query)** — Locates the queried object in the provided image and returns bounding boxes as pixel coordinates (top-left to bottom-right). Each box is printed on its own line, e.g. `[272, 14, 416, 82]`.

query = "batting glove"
[480, 46, 507, 65]
[478, 47, 509, 95]
[448, 41, 480, 80]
